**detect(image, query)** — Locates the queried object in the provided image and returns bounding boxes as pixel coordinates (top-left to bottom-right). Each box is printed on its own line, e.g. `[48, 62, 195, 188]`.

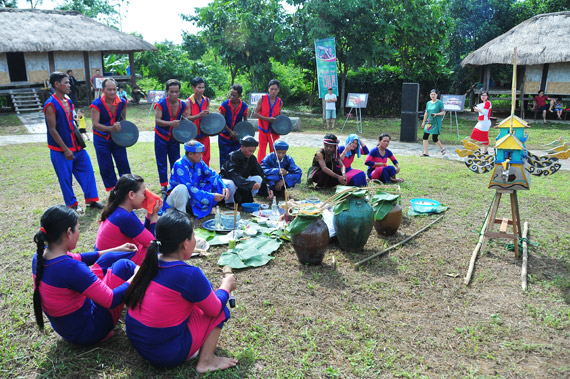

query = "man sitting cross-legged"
[261, 140, 302, 197]
[163, 140, 229, 219]
[220, 136, 274, 205]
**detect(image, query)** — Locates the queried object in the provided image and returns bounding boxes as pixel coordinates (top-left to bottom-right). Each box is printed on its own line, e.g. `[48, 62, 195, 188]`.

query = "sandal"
[420, 153, 430, 157]
[441, 149, 446, 156]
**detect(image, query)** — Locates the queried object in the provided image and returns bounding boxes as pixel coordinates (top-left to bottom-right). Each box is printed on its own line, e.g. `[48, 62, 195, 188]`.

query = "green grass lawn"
[0, 141, 569, 377]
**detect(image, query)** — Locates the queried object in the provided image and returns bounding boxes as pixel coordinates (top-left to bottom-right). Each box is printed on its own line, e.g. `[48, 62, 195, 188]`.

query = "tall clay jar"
[291, 217, 329, 265]
[333, 196, 374, 251]
[373, 204, 402, 236]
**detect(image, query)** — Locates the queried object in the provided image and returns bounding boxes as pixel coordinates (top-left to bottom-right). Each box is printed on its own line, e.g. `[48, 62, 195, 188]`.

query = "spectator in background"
[117, 85, 128, 101]
[131, 85, 146, 104]
[532, 90, 551, 124]
[324, 87, 337, 130]
[91, 69, 103, 98]
[66, 70, 79, 107]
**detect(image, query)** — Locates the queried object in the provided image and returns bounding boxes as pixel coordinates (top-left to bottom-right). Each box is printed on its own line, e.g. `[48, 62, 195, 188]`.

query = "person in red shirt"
[253, 79, 282, 164]
[184, 77, 211, 165]
[532, 90, 551, 124]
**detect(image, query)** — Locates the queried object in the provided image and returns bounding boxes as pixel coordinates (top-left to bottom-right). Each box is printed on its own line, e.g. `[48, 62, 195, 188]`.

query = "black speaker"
[400, 112, 418, 142]
[401, 83, 419, 112]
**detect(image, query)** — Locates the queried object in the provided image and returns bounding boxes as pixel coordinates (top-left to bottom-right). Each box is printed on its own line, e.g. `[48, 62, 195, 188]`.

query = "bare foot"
[196, 355, 238, 373]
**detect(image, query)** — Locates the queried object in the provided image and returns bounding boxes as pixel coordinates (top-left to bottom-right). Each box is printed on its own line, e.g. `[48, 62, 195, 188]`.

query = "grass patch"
[0, 139, 569, 377]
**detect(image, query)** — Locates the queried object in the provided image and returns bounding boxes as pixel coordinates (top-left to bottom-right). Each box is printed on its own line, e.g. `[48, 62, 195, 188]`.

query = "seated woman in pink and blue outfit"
[95, 174, 160, 266]
[125, 210, 237, 372]
[365, 133, 404, 183]
[32, 205, 137, 346]
[338, 134, 369, 187]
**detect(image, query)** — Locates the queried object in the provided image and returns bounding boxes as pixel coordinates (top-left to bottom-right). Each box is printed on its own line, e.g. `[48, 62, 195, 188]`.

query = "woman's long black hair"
[124, 210, 194, 310]
[100, 174, 144, 222]
[33, 205, 78, 329]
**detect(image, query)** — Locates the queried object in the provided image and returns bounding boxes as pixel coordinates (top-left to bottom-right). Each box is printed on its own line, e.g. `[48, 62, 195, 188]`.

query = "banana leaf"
[286, 214, 320, 235]
[217, 235, 282, 269]
[370, 192, 400, 221]
[333, 186, 369, 215]
[194, 228, 226, 246]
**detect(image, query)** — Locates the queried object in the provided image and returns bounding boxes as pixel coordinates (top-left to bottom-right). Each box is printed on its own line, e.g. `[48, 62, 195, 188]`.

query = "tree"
[0, 0, 17, 7]
[184, 0, 285, 89]
[56, 0, 127, 25]
[291, 0, 393, 112]
[182, 32, 207, 60]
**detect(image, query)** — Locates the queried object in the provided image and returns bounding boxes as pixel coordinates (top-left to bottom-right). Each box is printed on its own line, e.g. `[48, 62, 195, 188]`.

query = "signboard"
[147, 90, 166, 104]
[346, 93, 369, 108]
[314, 37, 338, 98]
[93, 77, 104, 90]
[440, 94, 466, 112]
[249, 93, 265, 107]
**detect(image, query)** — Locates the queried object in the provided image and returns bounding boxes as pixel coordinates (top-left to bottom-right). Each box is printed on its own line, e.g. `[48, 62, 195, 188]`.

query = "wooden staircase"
[10, 88, 43, 114]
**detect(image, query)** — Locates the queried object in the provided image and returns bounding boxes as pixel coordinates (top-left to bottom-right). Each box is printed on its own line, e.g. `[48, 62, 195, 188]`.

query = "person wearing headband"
[307, 133, 346, 188]
[261, 140, 302, 195]
[220, 136, 274, 204]
[338, 134, 368, 187]
[163, 140, 229, 219]
[154, 79, 188, 193]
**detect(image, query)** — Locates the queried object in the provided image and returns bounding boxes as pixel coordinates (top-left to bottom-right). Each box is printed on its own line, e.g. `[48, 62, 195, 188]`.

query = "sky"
[17, 0, 295, 45]
[17, 0, 212, 44]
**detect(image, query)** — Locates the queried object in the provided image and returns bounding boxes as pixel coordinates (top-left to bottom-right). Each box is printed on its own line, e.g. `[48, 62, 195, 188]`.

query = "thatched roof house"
[0, 8, 156, 102]
[461, 11, 570, 104]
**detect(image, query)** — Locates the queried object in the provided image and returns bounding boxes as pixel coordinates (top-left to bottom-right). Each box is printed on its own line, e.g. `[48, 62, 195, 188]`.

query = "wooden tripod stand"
[465, 189, 524, 285]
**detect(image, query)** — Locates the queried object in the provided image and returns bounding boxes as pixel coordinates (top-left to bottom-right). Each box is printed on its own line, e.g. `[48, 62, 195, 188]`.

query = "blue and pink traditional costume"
[32, 251, 135, 345]
[365, 147, 399, 183]
[95, 207, 156, 265]
[164, 143, 227, 219]
[338, 135, 369, 187]
[187, 94, 211, 166]
[261, 141, 302, 191]
[44, 94, 99, 207]
[257, 94, 282, 163]
[154, 97, 187, 187]
[218, 99, 248, 167]
[125, 261, 231, 368]
[90, 95, 130, 191]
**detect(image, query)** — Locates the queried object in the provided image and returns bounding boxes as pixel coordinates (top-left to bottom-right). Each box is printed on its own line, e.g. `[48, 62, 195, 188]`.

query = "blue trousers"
[218, 135, 241, 168]
[50, 149, 99, 207]
[154, 135, 181, 186]
[93, 134, 131, 191]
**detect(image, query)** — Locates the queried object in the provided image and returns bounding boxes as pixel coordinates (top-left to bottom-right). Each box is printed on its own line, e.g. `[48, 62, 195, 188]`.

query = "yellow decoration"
[495, 134, 524, 150]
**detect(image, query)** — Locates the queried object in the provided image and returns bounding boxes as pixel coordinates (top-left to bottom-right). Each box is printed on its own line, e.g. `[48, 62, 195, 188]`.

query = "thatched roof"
[461, 11, 570, 67]
[0, 8, 156, 53]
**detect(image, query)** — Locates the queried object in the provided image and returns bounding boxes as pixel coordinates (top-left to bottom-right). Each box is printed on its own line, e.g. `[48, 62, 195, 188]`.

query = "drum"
[272, 115, 292, 135]
[111, 120, 139, 147]
[200, 113, 226, 136]
[172, 119, 198, 143]
[233, 121, 255, 141]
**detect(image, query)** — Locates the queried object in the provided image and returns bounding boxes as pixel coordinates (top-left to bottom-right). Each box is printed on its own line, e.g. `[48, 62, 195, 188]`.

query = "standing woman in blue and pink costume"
[125, 210, 237, 372]
[338, 134, 369, 187]
[154, 79, 187, 193]
[32, 205, 137, 345]
[95, 174, 160, 266]
[365, 133, 404, 183]
[90, 78, 131, 192]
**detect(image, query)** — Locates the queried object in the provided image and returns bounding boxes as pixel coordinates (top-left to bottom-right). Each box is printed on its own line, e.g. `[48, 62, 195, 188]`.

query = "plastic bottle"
[214, 206, 221, 228]
[271, 197, 278, 216]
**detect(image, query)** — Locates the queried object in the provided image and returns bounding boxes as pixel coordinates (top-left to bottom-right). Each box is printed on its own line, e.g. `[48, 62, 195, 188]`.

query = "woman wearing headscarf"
[338, 134, 368, 187]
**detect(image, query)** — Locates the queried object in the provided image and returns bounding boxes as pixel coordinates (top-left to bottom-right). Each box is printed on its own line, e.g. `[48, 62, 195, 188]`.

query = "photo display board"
[346, 93, 369, 108]
[440, 94, 466, 112]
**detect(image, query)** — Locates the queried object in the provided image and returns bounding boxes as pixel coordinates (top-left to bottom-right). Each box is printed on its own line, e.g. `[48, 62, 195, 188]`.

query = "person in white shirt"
[324, 87, 337, 130]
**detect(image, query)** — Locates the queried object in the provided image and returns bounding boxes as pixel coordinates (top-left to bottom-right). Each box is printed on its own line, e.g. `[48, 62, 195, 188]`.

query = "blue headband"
[274, 140, 289, 150]
[184, 141, 205, 153]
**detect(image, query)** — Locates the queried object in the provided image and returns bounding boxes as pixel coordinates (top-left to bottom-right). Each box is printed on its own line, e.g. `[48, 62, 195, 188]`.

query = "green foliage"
[270, 59, 312, 104]
[181, 32, 207, 59]
[185, 0, 285, 89]
[0, 0, 17, 7]
[55, 0, 126, 25]
[103, 54, 129, 76]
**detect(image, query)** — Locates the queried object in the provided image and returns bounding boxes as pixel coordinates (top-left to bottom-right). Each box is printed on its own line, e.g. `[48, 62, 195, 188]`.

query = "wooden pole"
[355, 215, 444, 267]
[521, 221, 529, 291]
[464, 205, 494, 286]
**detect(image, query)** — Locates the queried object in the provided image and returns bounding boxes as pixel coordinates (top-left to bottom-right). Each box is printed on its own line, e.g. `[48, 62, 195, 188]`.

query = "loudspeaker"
[400, 83, 419, 142]
[401, 83, 419, 113]
[400, 112, 418, 142]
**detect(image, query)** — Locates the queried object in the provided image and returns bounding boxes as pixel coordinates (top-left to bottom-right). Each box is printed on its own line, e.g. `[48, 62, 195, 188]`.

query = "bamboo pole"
[355, 215, 444, 267]
[464, 207, 493, 286]
[521, 221, 529, 291]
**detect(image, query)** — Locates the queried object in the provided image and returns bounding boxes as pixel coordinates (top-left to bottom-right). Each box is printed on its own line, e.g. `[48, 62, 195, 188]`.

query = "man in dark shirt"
[220, 136, 274, 205]
[66, 70, 79, 106]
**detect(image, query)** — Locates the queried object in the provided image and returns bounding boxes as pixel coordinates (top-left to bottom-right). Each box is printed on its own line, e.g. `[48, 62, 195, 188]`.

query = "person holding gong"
[253, 79, 282, 164]
[154, 79, 188, 193]
[218, 84, 248, 168]
[184, 77, 211, 166]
